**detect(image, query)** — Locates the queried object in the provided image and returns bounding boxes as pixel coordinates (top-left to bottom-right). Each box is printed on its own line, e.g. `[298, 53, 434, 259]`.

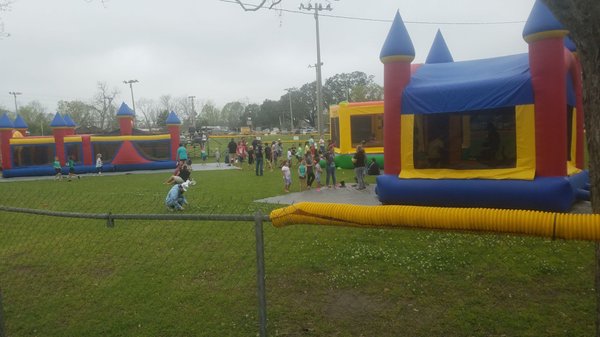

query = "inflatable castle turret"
[166, 111, 182, 161]
[375, 0, 588, 212]
[50, 113, 69, 165]
[116, 102, 135, 135]
[522, 0, 569, 177]
[425, 30, 453, 64]
[62, 114, 77, 136]
[379, 11, 415, 176]
[0, 114, 14, 170]
[13, 115, 28, 136]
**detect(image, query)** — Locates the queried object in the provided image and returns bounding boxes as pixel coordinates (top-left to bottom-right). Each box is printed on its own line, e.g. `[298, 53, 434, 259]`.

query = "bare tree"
[92, 82, 119, 130]
[159, 95, 174, 113]
[233, 0, 282, 11]
[135, 98, 160, 132]
[0, 0, 12, 38]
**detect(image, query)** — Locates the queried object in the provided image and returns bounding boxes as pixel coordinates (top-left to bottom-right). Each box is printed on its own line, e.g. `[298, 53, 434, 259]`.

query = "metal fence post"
[0, 287, 6, 337]
[254, 211, 268, 337]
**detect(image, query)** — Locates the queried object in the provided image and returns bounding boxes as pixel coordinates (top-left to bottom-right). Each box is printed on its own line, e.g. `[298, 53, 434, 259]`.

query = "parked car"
[301, 127, 316, 134]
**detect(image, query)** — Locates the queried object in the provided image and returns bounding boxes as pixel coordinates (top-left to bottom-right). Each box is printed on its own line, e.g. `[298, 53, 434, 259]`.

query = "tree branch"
[234, 0, 282, 11]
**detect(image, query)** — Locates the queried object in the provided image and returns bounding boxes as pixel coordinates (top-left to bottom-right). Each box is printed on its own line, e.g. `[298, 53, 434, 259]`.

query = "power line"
[217, 0, 526, 25]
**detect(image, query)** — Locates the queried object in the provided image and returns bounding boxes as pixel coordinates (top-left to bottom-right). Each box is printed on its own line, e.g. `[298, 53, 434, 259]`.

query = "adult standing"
[305, 153, 315, 189]
[227, 138, 237, 166]
[175, 143, 188, 175]
[352, 145, 367, 190]
[176, 143, 188, 166]
[255, 140, 264, 176]
[319, 137, 325, 155]
[264, 142, 273, 171]
[325, 149, 336, 188]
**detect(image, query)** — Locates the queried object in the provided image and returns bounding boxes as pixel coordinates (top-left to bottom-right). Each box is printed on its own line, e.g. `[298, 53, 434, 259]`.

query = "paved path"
[256, 184, 381, 206]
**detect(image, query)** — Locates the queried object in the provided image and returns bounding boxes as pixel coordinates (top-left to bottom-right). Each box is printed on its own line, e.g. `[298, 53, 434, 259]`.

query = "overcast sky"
[0, 0, 536, 113]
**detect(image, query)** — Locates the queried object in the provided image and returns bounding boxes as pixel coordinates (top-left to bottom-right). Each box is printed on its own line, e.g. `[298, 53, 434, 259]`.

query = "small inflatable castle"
[0, 103, 184, 178]
[375, 0, 589, 212]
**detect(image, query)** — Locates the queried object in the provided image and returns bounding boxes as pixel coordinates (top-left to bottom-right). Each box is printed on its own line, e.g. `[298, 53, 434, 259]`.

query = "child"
[53, 156, 62, 180]
[215, 148, 221, 167]
[367, 157, 381, 175]
[314, 156, 323, 190]
[281, 160, 292, 192]
[66, 156, 80, 180]
[298, 159, 307, 191]
[96, 153, 103, 175]
[201, 147, 208, 164]
[165, 183, 188, 211]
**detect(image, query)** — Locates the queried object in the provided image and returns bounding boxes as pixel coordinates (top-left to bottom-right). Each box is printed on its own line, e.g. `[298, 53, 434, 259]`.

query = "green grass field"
[0, 163, 596, 336]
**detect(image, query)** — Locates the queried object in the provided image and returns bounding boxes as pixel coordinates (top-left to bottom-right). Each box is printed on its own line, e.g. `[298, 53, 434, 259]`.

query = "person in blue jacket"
[165, 182, 188, 211]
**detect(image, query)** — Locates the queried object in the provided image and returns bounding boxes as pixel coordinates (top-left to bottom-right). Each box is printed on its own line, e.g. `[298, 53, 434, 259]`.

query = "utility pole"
[285, 88, 294, 131]
[188, 95, 196, 131]
[8, 91, 21, 115]
[300, 1, 335, 136]
[123, 80, 139, 113]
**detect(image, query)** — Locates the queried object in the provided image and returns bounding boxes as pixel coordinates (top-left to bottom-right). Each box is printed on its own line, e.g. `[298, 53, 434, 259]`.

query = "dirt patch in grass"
[322, 290, 388, 321]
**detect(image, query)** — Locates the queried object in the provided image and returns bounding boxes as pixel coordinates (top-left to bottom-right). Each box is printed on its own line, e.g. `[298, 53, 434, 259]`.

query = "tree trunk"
[542, 1, 600, 335]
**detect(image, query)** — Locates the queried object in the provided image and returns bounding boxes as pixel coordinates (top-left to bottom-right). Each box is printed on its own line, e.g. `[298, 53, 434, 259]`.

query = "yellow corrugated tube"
[269, 202, 600, 241]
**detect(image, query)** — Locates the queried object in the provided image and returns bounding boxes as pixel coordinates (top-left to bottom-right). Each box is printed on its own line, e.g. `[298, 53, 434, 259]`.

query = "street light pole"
[188, 95, 196, 130]
[8, 91, 21, 115]
[300, 1, 335, 136]
[123, 80, 139, 113]
[285, 88, 294, 131]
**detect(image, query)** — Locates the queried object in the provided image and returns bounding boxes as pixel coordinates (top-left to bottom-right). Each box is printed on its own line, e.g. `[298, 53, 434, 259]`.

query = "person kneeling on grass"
[164, 164, 191, 185]
[165, 180, 194, 211]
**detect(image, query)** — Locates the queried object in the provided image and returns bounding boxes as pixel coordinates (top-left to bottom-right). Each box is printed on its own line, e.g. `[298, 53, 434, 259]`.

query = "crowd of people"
[161, 134, 381, 211]
[224, 135, 339, 191]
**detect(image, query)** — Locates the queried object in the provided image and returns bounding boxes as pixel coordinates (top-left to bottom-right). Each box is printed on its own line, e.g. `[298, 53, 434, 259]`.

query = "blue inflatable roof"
[166, 111, 181, 125]
[403, 54, 534, 114]
[425, 30, 453, 64]
[402, 53, 576, 114]
[62, 114, 76, 127]
[13, 115, 28, 129]
[0, 113, 14, 129]
[50, 112, 67, 128]
[523, 0, 565, 39]
[116, 102, 135, 117]
[380, 11, 415, 61]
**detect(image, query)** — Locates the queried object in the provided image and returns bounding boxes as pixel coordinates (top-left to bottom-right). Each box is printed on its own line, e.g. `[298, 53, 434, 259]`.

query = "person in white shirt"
[281, 160, 292, 192]
[95, 153, 103, 175]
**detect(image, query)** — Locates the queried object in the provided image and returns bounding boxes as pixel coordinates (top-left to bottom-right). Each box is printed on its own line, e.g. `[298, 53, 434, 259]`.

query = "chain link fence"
[0, 171, 597, 336]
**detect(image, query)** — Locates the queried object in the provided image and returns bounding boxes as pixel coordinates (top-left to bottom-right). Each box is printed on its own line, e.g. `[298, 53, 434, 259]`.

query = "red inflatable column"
[166, 111, 182, 161]
[50, 113, 68, 165]
[53, 128, 66, 165]
[168, 126, 180, 161]
[82, 135, 93, 166]
[528, 37, 567, 176]
[119, 116, 133, 136]
[383, 62, 412, 175]
[379, 11, 415, 176]
[0, 129, 12, 170]
[523, 1, 569, 177]
[116, 102, 135, 136]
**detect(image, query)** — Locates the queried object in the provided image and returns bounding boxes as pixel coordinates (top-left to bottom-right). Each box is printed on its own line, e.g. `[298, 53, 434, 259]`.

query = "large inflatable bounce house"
[375, 0, 589, 212]
[0, 103, 183, 178]
[329, 101, 384, 169]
